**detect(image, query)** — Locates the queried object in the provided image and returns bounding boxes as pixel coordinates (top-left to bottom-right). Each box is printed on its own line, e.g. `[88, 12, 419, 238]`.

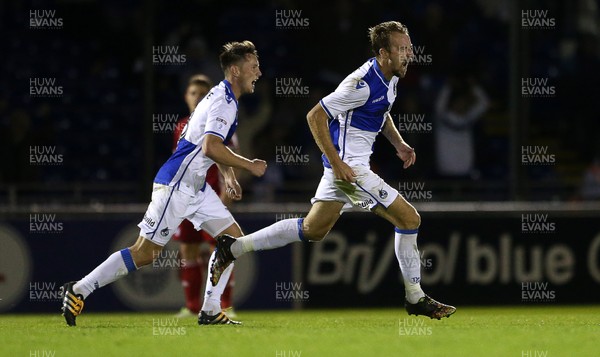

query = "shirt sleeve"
[204, 98, 236, 141]
[319, 76, 370, 120]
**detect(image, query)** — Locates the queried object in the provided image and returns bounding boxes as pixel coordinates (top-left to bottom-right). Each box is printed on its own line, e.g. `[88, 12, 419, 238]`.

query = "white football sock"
[201, 250, 234, 315]
[73, 249, 137, 299]
[229, 218, 305, 259]
[395, 228, 425, 304]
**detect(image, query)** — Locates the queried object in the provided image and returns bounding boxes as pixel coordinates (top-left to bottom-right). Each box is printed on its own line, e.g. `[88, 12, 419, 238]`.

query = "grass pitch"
[1, 306, 598, 357]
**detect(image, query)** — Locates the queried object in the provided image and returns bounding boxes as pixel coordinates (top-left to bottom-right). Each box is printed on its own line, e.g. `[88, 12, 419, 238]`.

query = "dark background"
[1, 0, 600, 315]
[2, 0, 600, 204]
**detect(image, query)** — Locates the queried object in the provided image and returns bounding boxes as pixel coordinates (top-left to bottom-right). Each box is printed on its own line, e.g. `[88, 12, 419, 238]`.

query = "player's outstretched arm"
[203, 134, 267, 177]
[307, 104, 356, 182]
[382, 113, 416, 169]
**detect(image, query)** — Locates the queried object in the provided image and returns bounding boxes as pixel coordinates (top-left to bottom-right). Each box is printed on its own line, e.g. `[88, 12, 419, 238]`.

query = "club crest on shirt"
[379, 189, 388, 199]
[160, 228, 170, 237]
[355, 79, 367, 89]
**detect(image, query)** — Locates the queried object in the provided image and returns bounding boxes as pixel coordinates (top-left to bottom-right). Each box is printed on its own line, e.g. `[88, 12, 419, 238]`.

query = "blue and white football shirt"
[154, 80, 238, 195]
[319, 58, 398, 168]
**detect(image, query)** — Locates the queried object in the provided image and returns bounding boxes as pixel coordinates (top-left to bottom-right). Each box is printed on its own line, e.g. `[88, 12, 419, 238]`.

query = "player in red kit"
[173, 75, 237, 318]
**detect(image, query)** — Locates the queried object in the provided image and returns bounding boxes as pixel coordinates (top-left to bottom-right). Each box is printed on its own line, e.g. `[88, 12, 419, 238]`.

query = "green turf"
[1, 306, 598, 356]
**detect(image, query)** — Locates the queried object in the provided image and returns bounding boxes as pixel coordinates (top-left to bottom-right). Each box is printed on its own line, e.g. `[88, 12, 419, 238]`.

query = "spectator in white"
[434, 77, 489, 177]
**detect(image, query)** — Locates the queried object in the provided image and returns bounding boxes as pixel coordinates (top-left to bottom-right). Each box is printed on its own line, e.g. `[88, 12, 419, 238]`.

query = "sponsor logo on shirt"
[355, 198, 374, 209]
[216, 117, 228, 129]
[372, 95, 385, 104]
[143, 214, 156, 228]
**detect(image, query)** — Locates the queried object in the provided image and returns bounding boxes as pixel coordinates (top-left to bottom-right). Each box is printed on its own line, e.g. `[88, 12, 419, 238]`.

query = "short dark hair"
[188, 74, 213, 87]
[219, 41, 258, 72]
[368, 21, 409, 56]
[188, 78, 213, 90]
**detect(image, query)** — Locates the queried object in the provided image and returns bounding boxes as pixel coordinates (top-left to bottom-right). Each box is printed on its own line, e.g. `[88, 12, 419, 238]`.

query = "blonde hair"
[368, 21, 409, 55]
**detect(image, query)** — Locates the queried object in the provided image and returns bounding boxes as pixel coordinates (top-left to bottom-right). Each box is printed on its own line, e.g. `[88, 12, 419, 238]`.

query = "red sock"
[180, 262, 203, 314]
[221, 270, 234, 309]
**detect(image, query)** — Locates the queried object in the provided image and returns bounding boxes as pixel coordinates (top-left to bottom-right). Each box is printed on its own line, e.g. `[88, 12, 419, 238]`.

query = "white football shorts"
[311, 166, 399, 213]
[138, 183, 235, 246]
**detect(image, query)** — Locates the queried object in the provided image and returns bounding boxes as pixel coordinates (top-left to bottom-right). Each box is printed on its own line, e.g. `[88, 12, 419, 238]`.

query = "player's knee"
[129, 245, 162, 267]
[405, 210, 421, 230]
[306, 233, 324, 242]
[302, 224, 329, 242]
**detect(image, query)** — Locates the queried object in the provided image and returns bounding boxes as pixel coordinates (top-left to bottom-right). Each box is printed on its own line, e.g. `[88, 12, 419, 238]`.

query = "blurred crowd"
[1, 0, 599, 202]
